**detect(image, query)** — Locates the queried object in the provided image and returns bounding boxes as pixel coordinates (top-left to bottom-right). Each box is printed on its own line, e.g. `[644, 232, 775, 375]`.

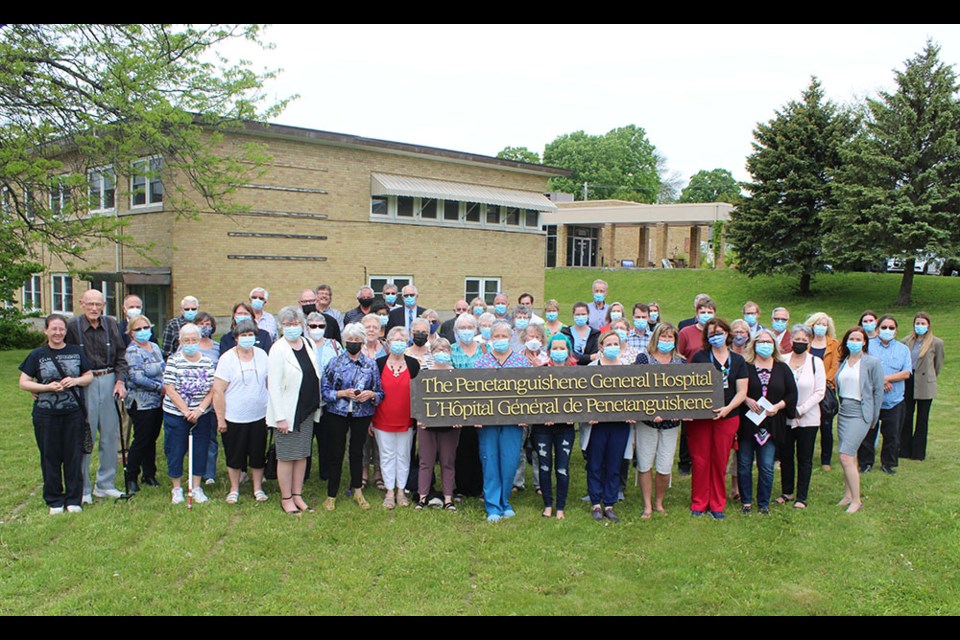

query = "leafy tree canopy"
[679, 168, 741, 204]
[496, 146, 541, 164]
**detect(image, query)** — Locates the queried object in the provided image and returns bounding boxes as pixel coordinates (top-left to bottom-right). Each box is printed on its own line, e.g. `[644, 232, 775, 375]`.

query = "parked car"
[885, 255, 943, 275]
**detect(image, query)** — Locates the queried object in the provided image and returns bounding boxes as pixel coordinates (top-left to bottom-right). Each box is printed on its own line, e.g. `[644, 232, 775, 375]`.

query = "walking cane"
[187, 421, 194, 511]
[114, 394, 133, 501]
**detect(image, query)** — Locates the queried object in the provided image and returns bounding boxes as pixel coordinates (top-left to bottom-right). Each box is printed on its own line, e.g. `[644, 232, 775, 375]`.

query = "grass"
[1, 268, 959, 615]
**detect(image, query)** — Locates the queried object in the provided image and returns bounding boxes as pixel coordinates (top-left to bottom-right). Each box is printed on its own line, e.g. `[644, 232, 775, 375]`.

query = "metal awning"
[371, 173, 557, 212]
[79, 268, 172, 285]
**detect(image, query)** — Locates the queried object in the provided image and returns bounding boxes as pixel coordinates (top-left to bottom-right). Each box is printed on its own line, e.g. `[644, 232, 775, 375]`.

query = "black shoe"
[859, 464, 873, 474]
[603, 507, 620, 523]
[591, 507, 603, 522]
[141, 476, 160, 487]
[741, 505, 752, 515]
[881, 465, 897, 475]
[677, 467, 691, 477]
[759, 507, 770, 515]
[126, 480, 141, 495]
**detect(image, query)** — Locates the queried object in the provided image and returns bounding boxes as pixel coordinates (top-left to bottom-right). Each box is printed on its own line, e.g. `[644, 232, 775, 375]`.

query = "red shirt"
[372, 366, 412, 432]
[678, 323, 705, 362]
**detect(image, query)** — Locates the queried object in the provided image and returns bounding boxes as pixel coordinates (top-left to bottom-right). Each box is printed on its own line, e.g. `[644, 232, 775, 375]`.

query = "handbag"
[46, 347, 94, 455]
[813, 357, 839, 419]
[264, 428, 277, 480]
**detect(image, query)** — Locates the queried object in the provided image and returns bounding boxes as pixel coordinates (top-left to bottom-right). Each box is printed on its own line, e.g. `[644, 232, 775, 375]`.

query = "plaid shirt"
[161, 315, 188, 360]
[626, 328, 652, 354]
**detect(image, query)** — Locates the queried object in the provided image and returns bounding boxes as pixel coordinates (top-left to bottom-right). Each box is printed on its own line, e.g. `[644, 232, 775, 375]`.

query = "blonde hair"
[746, 328, 784, 364]
[805, 312, 836, 339]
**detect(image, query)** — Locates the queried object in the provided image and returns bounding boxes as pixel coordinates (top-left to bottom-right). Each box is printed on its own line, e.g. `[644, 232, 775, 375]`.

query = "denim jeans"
[586, 422, 630, 507]
[163, 411, 214, 479]
[531, 425, 575, 511]
[737, 432, 776, 509]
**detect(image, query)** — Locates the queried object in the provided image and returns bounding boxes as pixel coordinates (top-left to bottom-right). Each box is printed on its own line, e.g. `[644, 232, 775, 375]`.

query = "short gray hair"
[513, 304, 531, 318]
[181, 295, 199, 308]
[454, 313, 477, 330]
[491, 319, 512, 337]
[233, 319, 258, 338]
[306, 311, 326, 324]
[478, 312, 496, 325]
[179, 322, 201, 341]
[356, 286, 374, 297]
[276, 306, 305, 329]
[249, 287, 268, 300]
[791, 323, 813, 338]
[342, 322, 366, 342]
[411, 318, 430, 332]
[386, 326, 408, 342]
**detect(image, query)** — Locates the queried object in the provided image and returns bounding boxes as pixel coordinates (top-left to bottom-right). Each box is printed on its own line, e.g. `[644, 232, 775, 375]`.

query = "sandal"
[443, 501, 457, 512]
[225, 491, 239, 504]
[292, 493, 314, 513]
[397, 493, 410, 508]
[542, 507, 553, 518]
[383, 495, 396, 510]
[794, 501, 807, 509]
[280, 496, 299, 514]
[254, 490, 268, 502]
[774, 494, 793, 505]
[353, 489, 370, 510]
[375, 480, 386, 491]
[415, 496, 428, 510]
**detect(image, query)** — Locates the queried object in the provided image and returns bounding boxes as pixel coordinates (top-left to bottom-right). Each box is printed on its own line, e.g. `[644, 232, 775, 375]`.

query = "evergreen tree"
[728, 77, 854, 294]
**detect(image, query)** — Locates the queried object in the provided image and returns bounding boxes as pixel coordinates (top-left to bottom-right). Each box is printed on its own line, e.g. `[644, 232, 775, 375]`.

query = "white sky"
[220, 24, 960, 187]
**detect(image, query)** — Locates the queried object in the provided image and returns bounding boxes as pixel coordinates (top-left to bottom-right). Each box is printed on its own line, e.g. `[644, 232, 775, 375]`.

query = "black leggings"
[127, 406, 163, 480]
[325, 413, 371, 498]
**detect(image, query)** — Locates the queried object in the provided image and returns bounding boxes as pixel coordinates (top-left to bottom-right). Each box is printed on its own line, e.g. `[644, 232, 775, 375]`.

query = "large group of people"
[19, 279, 944, 522]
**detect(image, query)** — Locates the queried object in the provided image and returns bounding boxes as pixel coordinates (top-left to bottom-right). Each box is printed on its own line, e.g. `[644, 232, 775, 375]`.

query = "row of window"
[367, 275, 501, 306]
[21, 276, 118, 316]
[371, 195, 540, 231]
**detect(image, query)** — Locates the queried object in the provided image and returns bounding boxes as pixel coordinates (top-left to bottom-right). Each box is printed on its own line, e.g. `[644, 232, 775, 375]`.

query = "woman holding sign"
[737, 329, 797, 515]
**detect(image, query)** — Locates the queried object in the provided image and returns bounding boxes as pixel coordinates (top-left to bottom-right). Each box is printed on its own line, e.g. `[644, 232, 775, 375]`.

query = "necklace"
[388, 360, 406, 377]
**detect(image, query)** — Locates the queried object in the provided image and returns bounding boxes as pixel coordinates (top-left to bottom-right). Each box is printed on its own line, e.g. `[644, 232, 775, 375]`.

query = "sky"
[218, 24, 960, 188]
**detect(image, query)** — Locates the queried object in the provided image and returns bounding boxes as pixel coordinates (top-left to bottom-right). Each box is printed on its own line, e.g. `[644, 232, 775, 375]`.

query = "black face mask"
[358, 297, 374, 308]
[792, 342, 809, 354]
[345, 341, 362, 355]
[301, 304, 317, 316]
[412, 332, 429, 347]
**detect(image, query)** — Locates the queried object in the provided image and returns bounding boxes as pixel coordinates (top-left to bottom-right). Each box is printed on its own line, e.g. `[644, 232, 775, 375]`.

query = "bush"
[0, 308, 45, 350]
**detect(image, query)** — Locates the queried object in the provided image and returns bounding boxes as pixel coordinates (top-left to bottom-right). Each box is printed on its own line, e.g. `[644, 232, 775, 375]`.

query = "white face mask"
[126, 307, 142, 319]
[309, 329, 324, 341]
[524, 339, 542, 352]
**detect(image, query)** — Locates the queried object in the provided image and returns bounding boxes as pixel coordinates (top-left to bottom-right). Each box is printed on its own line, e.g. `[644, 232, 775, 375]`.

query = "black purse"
[264, 428, 277, 480]
[813, 357, 839, 419]
[46, 347, 94, 455]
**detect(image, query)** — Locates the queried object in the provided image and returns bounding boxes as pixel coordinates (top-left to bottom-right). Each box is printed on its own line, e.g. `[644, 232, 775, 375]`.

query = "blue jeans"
[204, 433, 218, 480]
[531, 425, 575, 511]
[477, 425, 523, 517]
[163, 411, 214, 479]
[586, 422, 630, 507]
[737, 432, 776, 509]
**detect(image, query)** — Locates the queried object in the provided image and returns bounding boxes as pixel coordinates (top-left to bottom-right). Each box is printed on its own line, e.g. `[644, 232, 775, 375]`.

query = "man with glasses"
[162, 295, 200, 360]
[859, 315, 912, 475]
[299, 288, 341, 344]
[316, 284, 343, 330]
[770, 307, 792, 355]
[439, 299, 469, 344]
[249, 287, 278, 341]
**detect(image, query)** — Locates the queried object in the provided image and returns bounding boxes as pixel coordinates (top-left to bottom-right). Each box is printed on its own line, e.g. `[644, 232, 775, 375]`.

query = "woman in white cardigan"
[782, 324, 826, 509]
[267, 306, 322, 514]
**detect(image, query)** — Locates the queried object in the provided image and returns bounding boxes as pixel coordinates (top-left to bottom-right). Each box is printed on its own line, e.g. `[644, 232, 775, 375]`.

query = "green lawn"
[1, 269, 958, 615]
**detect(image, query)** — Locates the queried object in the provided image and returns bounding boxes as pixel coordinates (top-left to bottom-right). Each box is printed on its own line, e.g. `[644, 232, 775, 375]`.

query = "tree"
[727, 77, 855, 294]
[656, 153, 684, 204]
[823, 41, 960, 305]
[0, 24, 289, 300]
[679, 168, 741, 204]
[542, 125, 661, 202]
[496, 146, 541, 164]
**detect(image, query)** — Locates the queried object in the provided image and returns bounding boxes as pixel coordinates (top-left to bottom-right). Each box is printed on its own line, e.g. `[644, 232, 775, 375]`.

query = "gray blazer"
[906, 336, 944, 400]
[836, 353, 885, 426]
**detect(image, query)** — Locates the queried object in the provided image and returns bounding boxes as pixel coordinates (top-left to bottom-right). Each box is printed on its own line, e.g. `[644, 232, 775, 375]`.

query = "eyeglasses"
[308, 324, 326, 329]
[299, 299, 317, 305]
[183, 307, 198, 312]
[773, 317, 789, 322]
[250, 295, 266, 301]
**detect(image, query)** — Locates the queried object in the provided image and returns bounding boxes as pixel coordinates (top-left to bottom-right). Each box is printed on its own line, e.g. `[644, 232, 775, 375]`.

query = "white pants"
[635, 423, 679, 475]
[374, 428, 414, 491]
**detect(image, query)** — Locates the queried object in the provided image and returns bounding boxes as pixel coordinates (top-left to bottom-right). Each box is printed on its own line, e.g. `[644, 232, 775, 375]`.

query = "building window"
[88, 167, 116, 212]
[49, 177, 75, 217]
[51, 274, 73, 314]
[505, 207, 520, 226]
[485, 204, 501, 224]
[369, 275, 413, 300]
[369, 195, 544, 233]
[525, 210, 539, 227]
[443, 200, 460, 221]
[544, 225, 557, 268]
[371, 196, 388, 215]
[465, 277, 501, 305]
[396, 196, 414, 217]
[131, 157, 163, 208]
[465, 202, 481, 223]
[88, 280, 117, 318]
[419, 198, 437, 219]
[22, 275, 42, 312]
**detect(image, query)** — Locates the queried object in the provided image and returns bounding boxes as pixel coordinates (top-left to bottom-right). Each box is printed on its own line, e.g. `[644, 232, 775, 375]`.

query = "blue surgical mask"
[480, 327, 492, 340]
[545, 311, 559, 322]
[634, 318, 647, 330]
[615, 329, 628, 343]
[238, 335, 257, 349]
[250, 299, 265, 311]
[657, 340, 675, 354]
[593, 293, 605, 304]
[550, 349, 568, 363]
[698, 312, 714, 325]
[430, 322, 440, 334]
[879, 328, 896, 342]
[733, 335, 749, 347]
[914, 325, 928, 336]
[515, 318, 529, 331]
[610, 311, 623, 322]
[433, 352, 452, 365]
[494, 304, 507, 316]
[862, 321, 876, 333]
[573, 315, 588, 327]
[772, 319, 788, 333]
[384, 294, 398, 305]
[234, 314, 252, 324]
[744, 314, 758, 327]
[390, 340, 406, 355]
[134, 328, 152, 342]
[492, 339, 510, 353]
[755, 342, 775, 358]
[181, 343, 200, 356]
[379, 315, 389, 326]
[183, 309, 198, 322]
[473, 306, 484, 316]
[200, 326, 213, 339]
[283, 326, 303, 341]
[602, 346, 621, 360]
[457, 329, 476, 344]
[309, 329, 324, 341]
[708, 333, 726, 348]
[649, 312, 659, 322]
[403, 295, 417, 307]
[813, 324, 828, 337]
[846, 340, 863, 354]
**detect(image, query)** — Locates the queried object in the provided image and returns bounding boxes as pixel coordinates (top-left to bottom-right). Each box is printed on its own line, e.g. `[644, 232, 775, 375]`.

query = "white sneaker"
[81, 494, 93, 505]
[171, 487, 185, 504]
[49, 506, 65, 515]
[93, 488, 122, 499]
[204, 478, 216, 486]
[191, 487, 209, 504]
[66, 505, 82, 513]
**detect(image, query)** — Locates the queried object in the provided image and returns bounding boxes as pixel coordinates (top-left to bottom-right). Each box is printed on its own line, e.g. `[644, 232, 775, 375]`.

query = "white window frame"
[51, 274, 73, 314]
[49, 176, 74, 217]
[22, 274, 42, 312]
[369, 195, 543, 234]
[465, 277, 501, 306]
[88, 280, 117, 318]
[88, 166, 117, 213]
[131, 156, 164, 209]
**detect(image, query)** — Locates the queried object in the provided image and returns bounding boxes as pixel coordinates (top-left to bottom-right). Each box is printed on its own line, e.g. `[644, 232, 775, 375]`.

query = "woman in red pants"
[687, 317, 748, 519]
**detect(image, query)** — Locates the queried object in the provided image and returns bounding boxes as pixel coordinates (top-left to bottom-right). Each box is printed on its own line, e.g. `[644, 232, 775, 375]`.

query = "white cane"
[187, 423, 194, 511]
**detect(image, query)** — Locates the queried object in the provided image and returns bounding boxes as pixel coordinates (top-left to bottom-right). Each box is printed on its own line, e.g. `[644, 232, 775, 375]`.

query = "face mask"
[846, 340, 863, 354]
[550, 349, 568, 363]
[283, 326, 303, 341]
[309, 329, 324, 341]
[238, 335, 257, 349]
[649, 312, 659, 323]
[412, 332, 429, 347]
[480, 327, 492, 340]
[390, 340, 407, 355]
[610, 311, 623, 322]
[384, 294, 397, 306]
[473, 306, 485, 316]
[430, 322, 440, 334]
[634, 318, 647, 330]
[657, 340, 675, 354]
[733, 335, 749, 347]
[183, 309, 198, 322]
[134, 328, 152, 342]
[813, 324, 828, 337]
[250, 299, 265, 311]
[755, 343, 774, 358]
[744, 314, 757, 327]
[378, 315, 389, 326]
[698, 312, 714, 325]
[301, 304, 317, 316]
[126, 307, 142, 319]
[602, 346, 621, 360]
[573, 315, 588, 327]
[181, 343, 200, 356]
[492, 339, 510, 353]
[358, 297, 374, 308]
[494, 304, 507, 316]
[345, 341, 362, 355]
[545, 311, 558, 322]
[199, 326, 213, 339]
[515, 318, 529, 331]
[772, 319, 788, 333]
[708, 333, 726, 348]
[792, 342, 809, 354]
[235, 314, 252, 324]
[615, 329, 628, 343]
[433, 352, 452, 366]
[403, 295, 417, 307]
[524, 339, 542, 352]
[457, 329, 476, 344]
[914, 325, 928, 336]
[593, 293, 605, 304]
[862, 321, 876, 333]
[879, 328, 896, 342]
